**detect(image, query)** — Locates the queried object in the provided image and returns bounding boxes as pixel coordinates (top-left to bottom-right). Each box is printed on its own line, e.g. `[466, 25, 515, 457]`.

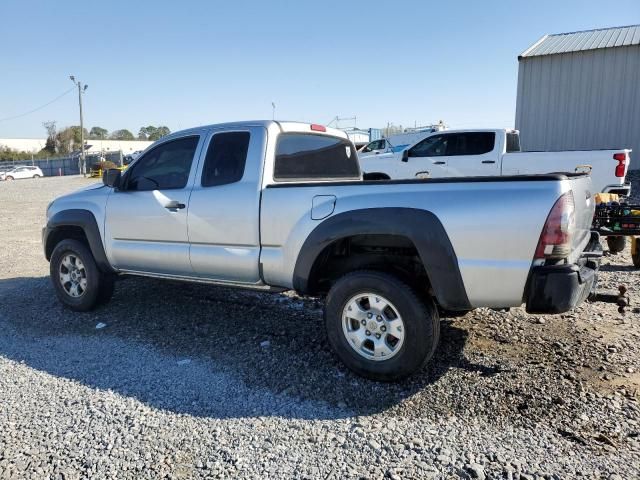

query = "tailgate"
[566, 174, 595, 263]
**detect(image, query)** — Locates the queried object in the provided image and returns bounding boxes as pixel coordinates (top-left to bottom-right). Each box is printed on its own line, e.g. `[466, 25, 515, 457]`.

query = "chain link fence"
[0, 151, 124, 177]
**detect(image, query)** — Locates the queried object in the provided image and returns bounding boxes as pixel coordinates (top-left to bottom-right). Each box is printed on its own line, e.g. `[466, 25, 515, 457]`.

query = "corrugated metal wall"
[515, 45, 640, 170]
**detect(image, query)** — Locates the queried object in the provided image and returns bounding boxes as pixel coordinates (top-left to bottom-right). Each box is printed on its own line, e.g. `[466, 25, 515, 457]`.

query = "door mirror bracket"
[402, 150, 409, 162]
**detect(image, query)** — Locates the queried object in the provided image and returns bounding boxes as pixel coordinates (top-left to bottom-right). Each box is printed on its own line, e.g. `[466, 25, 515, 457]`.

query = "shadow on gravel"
[0, 275, 487, 420]
[599, 263, 638, 273]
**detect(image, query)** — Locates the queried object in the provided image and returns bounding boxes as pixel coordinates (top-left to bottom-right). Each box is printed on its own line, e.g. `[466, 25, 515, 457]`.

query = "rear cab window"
[506, 132, 521, 153]
[274, 133, 360, 181]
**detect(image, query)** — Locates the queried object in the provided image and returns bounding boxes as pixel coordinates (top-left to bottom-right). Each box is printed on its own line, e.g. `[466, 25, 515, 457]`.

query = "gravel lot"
[0, 175, 639, 479]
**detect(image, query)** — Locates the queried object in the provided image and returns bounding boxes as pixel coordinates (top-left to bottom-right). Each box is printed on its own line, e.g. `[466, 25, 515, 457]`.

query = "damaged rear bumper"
[525, 232, 603, 314]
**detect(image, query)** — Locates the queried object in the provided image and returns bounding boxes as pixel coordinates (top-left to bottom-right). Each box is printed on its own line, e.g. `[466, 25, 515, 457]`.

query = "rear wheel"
[50, 239, 112, 311]
[632, 237, 640, 268]
[33, 174, 41, 179]
[325, 270, 439, 381]
[606, 236, 626, 254]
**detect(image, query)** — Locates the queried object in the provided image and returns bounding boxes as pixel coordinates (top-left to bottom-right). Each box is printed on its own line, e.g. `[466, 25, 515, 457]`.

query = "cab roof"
[164, 120, 348, 141]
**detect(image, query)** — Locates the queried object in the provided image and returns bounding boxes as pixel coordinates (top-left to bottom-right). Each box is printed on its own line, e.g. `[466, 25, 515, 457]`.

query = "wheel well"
[362, 172, 390, 181]
[45, 226, 89, 260]
[306, 234, 431, 298]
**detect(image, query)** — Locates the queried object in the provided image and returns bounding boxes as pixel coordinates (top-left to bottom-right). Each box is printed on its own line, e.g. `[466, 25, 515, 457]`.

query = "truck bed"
[260, 173, 594, 309]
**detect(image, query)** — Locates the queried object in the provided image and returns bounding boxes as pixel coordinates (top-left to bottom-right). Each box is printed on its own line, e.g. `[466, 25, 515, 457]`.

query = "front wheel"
[325, 270, 439, 381]
[5, 176, 14, 181]
[33, 174, 41, 179]
[50, 239, 112, 311]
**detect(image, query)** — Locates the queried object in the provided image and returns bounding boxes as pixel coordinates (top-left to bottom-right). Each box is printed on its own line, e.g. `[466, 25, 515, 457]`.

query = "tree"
[138, 125, 171, 141]
[56, 126, 88, 154]
[42, 121, 57, 154]
[153, 126, 170, 140]
[89, 126, 108, 139]
[110, 129, 135, 140]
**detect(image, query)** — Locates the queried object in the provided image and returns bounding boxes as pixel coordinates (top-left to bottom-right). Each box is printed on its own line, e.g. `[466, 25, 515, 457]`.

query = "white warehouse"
[0, 138, 153, 155]
[515, 25, 640, 170]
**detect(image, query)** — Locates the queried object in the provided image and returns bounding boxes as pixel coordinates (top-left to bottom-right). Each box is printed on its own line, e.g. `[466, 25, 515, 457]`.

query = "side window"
[274, 134, 359, 180]
[361, 141, 374, 153]
[446, 133, 495, 156]
[124, 136, 199, 191]
[409, 135, 448, 157]
[201, 131, 250, 187]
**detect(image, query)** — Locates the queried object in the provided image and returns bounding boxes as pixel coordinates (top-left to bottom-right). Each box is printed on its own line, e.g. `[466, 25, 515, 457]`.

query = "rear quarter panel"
[260, 179, 568, 308]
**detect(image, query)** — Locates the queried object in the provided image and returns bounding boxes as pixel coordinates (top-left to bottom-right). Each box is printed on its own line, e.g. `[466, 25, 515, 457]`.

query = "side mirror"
[103, 169, 121, 189]
[402, 150, 409, 162]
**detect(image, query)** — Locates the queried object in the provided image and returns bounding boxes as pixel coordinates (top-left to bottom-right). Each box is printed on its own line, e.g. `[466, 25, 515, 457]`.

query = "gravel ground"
[0, 175, 639, 479]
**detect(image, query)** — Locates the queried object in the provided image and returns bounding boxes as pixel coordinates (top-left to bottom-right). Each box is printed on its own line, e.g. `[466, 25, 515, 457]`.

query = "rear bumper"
[602, 182, 631, 197]
[525, 232, 602, 314]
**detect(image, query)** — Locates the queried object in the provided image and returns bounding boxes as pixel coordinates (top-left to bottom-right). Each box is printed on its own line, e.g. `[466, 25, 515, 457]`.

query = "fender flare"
[44, 209, 115, 273]
[292, 207, 471, 310]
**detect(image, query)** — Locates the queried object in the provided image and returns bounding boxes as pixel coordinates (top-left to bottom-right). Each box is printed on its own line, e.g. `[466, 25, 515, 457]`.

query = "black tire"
[632, 237, 640, 269]
[606, 236, 626, 254]
[362, 172, 390, 181]
[33, 174, 41, 179]
[5, 176, 14, 181]
[50, 239, 109, 311]
[325, 270, 440, 381]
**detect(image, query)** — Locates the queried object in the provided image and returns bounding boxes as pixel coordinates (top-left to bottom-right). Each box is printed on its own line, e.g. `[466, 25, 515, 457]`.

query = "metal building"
[515, 25, 640, 170]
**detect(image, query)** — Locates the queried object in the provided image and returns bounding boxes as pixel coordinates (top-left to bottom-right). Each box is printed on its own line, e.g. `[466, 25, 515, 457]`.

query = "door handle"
[434, 161, 446, 165]
[165, 200, 186, 210]
[482, 160, 496, 164]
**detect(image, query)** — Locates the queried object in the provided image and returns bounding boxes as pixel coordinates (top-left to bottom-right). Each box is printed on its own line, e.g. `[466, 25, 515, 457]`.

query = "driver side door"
[104, 134, 204, 276]
[397, 134, 450, 178]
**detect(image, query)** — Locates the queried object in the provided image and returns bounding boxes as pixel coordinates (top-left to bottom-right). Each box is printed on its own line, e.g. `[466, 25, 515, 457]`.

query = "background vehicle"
[43, 121, 600, 381]
[123, 150, 143, 165]
[359, 124, 447, 159]
[1, 165, 44, 180]
[360, 129, 632, 195]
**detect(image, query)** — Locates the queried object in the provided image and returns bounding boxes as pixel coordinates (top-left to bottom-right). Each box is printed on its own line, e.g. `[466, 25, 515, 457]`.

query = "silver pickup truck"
[43, 121, 602, 381]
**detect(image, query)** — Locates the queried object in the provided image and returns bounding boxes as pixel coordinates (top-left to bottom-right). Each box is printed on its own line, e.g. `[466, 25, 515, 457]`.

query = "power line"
[0, 87, 76, 123]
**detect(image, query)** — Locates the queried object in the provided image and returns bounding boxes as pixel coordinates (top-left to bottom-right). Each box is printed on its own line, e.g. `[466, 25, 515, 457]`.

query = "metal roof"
[519, 25, 640, 59]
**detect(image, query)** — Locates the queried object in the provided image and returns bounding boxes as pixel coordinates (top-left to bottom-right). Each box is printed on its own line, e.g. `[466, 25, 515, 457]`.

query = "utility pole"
[271, 102, 276, 120]
[69, 75, 88, 177]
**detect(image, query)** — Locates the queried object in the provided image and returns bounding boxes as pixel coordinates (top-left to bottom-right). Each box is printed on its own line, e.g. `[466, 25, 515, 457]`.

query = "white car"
[1, 166, 44, 181]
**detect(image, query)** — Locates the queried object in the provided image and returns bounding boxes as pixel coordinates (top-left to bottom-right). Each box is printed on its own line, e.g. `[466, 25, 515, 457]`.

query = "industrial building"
[515, 25, 640, 170]
[0, 138, 152, 156]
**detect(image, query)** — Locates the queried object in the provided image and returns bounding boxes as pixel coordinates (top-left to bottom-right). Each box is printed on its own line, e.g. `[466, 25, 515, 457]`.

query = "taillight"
[614, 152, 627, 177]
[534, 192, 575, 260]
[310, 124, 326, 132]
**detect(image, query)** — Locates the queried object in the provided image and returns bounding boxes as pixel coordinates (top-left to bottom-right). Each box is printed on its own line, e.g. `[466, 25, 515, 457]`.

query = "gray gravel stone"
[0, 175, 639, 479]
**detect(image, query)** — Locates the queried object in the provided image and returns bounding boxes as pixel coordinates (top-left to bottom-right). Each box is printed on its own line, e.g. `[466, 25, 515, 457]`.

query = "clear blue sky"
[1, 0, 638, 138]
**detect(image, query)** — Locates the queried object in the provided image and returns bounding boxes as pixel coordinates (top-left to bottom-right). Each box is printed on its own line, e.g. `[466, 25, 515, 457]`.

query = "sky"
[0, 0, 639, 138]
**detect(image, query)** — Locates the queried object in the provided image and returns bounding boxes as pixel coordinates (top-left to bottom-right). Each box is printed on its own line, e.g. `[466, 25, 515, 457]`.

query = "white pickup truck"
[359, 126, 446, 159]
[360, 129, 632, 196]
